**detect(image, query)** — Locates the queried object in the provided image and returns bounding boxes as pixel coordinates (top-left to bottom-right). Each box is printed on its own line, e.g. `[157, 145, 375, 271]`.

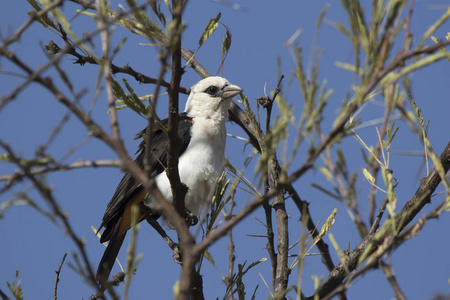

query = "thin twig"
[52, 41, 189, 94]
[287, 39, 450, 188]
[0, 142, 103, 294]
[0, 0, 64, 54]
[369, 198, 388, 234]
[312, 141, 450, 299]
[261, 76, 289, 297]
[380, 260, 407, 300]
[225, 204, 236, 300]
[53, 253, 67, 300]
[0, 159, 120, 183]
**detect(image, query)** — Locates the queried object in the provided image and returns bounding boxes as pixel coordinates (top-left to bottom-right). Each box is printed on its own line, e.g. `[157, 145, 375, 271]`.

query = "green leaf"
[6, 270, 23, 300]
[199, 12, 221, 47]
[381, 51, 448, 86]
[407, 95, 423, 127]
[386, 122, 399, 146]
[362, 168, 375, 184]
[328, 232, 345, 261]
[408, 95, 443, 178]
[274, 93, 295, 124]
[150, 0, 167, 26]
[226, 258, 266, 300]
[335, 61, 360, 74]
[203, 249, 215, 265]
[428, 148, 447, 188]
[317, 166, 333, 181]
[222, 27, 232, 55]
[110, 78, 149, 117]
[312, 208, 337, 247]
[431, 35, 450, 63]
[310, 183, 341, 201]
[242, 95, 264, 148]
[27, 0, 57, 29]
[335, 21, 354, 43]
[74, 10, 97, 18]
[419, 6, 450, 48]
[125, 0, 166, 43]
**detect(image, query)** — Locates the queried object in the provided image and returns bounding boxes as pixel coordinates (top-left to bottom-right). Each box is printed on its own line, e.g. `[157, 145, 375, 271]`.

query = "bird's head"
[185, 76, 242, 120]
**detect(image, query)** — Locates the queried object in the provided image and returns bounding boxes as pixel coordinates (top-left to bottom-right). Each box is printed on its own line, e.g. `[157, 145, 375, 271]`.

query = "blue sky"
[1, 1, 450, 299]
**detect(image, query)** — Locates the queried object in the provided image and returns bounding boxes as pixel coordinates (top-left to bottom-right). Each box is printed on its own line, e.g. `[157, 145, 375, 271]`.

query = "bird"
[96, 76, 242, 284]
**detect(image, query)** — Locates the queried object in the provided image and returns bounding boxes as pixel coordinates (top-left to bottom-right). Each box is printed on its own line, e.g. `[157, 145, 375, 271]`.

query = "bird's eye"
[205, 86, 219, 96]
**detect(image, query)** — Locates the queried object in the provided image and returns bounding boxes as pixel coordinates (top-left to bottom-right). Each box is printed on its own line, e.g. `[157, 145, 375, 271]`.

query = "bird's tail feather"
[96, 232, 126, 286]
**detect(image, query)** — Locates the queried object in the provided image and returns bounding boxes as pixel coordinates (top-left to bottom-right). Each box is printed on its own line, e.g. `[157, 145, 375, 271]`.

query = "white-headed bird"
[96, 76, 242, 283]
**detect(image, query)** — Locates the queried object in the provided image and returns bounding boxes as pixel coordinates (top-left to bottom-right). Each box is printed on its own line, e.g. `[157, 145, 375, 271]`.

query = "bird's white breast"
[153, 117, 227, 214]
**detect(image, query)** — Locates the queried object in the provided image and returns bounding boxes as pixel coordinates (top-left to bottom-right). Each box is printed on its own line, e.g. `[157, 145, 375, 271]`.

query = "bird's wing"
[99, 113, 193, 242]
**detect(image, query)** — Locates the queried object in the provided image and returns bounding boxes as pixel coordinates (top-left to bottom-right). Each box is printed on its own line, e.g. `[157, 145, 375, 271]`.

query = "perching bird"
[96, 76, 242, 284]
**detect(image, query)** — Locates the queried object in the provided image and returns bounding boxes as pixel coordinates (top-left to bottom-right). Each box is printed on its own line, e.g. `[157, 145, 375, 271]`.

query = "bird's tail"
[96, 232, 126, 286]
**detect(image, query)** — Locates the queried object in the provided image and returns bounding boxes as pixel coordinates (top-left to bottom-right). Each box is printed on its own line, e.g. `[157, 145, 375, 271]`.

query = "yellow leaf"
[362, 168, 375, 184]
[312, 208, 337, 247]
[199, 13, 221, 46]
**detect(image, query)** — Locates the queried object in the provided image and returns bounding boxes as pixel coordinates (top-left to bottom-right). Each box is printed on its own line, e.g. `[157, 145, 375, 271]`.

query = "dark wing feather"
[96, 228, 125, 283]
[99, 113, 193, 242]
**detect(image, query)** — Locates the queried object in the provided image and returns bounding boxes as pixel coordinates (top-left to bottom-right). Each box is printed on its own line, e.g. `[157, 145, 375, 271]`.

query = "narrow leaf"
[199, 12, 221, 46]
[362, 168, 375, 184]
[312, 208, 337, 247]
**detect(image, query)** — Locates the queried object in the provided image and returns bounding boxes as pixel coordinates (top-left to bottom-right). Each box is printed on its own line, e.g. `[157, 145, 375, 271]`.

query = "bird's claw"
[185, 210, 198, 226]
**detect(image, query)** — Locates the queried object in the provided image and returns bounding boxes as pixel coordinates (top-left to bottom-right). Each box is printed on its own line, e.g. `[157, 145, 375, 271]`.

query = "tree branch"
[0, 142, 102, 294]
[53, 253, 67, 300]
[167, 0, 187, 222]
[380, 260, 407, 300]
[0, 159, 120, 194]
[0, 0, 64, 54]
[313, 141, 450, 299]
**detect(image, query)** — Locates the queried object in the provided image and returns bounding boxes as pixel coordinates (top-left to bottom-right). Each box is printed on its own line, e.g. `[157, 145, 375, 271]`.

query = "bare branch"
[0, 0, 64, 54]
[380, 260, 407, 300]
[54, 253, 67, 300]
[0, 142, 102, 294]
[0, 159, 120, 193]
[51, 40, 189, 94]
[313, 141, 450, 299]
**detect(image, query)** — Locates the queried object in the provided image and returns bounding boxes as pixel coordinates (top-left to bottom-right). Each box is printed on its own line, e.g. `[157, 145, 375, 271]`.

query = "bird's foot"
[185, 210, 198, 227]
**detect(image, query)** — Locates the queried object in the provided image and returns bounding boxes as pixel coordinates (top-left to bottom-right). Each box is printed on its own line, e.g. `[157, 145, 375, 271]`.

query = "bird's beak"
[222, 84, 243, 99]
